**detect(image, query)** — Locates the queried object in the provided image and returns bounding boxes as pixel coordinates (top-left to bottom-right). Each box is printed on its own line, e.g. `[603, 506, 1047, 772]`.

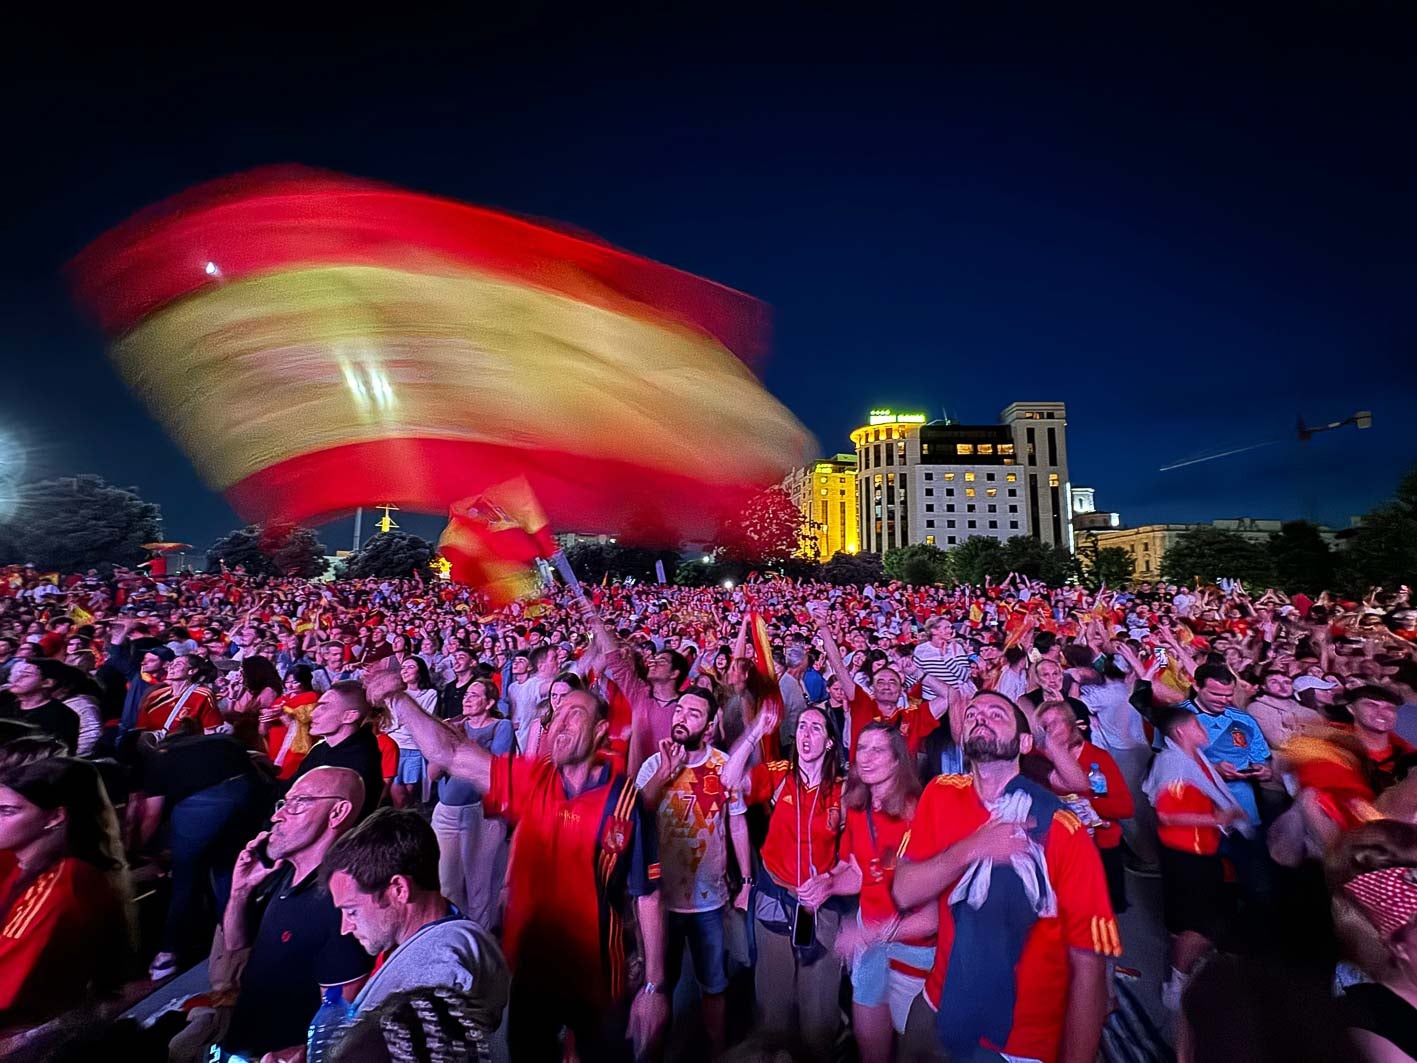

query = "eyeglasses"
[273, 795, 343, 816]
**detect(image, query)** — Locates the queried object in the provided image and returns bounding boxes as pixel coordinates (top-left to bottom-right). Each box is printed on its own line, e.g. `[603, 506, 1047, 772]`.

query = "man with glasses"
[203, 767, 374, 1063]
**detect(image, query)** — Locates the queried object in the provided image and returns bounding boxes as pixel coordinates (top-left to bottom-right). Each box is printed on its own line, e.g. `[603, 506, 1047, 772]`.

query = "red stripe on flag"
[223, 437, 764, 540]
[70, 167, 769, 364]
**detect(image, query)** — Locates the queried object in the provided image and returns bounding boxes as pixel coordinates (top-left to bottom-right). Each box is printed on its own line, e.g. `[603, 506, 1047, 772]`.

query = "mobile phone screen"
[792, 903, 816, 948]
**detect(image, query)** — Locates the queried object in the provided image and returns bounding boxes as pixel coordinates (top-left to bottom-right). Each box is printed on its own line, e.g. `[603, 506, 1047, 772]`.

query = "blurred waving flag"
[437, 478, 556, 607]
[70, 168, 814, 540]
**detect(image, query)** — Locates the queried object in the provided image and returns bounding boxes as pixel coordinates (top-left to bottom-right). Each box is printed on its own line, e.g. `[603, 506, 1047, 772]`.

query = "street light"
[1298, 410, 1372, 442]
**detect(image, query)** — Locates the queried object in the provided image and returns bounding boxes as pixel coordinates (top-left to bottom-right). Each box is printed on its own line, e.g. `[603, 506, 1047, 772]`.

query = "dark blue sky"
[3, 6, 1413, 550]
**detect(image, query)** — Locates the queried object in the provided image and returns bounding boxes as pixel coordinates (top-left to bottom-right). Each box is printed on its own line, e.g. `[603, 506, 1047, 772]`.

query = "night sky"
[4, 6, 1413, 551]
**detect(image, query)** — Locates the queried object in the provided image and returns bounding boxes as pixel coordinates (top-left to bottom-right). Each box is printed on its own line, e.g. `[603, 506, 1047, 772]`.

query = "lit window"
[1006, 473, 1017, 482]
[1048, 473, 1060, 487]
[944, 472, 955, 481]
[965, 487, 976, 497]
[819, 476, 828, 484]
[999, 444, 1015, 455]
[926, 535, 936, 545]
[986, 488, 997, 497]
[874, 474, 883, 484]
[820, 489, 828, 497]
[965, 472, 976, 482]
[956, 444, 974, 455]
[978, 444, 994, 455]
[922, 444, 930, 455]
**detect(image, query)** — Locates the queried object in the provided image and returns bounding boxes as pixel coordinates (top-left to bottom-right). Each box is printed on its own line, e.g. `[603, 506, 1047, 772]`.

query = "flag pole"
[549, 549, 587, 601]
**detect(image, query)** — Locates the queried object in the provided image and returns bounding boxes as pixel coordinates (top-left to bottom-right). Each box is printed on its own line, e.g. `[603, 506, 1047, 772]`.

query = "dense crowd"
[3, 562, 1417, 1061]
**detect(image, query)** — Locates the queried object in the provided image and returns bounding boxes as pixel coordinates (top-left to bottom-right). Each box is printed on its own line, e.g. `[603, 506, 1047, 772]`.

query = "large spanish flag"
[71, 168, 814, 539]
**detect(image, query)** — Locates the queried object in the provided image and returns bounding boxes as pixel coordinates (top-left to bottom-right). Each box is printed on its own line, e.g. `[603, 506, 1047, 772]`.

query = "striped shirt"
[912, 642, 973, 699]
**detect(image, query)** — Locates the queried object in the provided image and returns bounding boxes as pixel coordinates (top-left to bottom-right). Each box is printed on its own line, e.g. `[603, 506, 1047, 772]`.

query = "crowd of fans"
[3, 561, 1417, 1061]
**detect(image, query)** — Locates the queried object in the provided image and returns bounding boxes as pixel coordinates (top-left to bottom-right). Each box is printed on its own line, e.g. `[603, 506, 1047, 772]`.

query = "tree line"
[0, 468, 1414, 592]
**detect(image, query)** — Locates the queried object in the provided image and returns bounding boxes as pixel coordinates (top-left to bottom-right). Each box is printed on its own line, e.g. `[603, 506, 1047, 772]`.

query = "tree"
[1267, 521, 1335, 594]
[208, 521, 330, 577]
[1335, 465, 1417, 594]
[208, 526, 273, 575]
[1087, 547, 1135, 590]
[820, 551, 884, 586]
[947, 536, 1005, 587]
[341, 531, 436, 579]
[0, 475, 161, 571]
[563, 541, 678, 584]
[999, 536, 1082, 586]
[713, 488, 805, 566]
[1161, 527, 1274, 588]
[883, 544, 951, 586]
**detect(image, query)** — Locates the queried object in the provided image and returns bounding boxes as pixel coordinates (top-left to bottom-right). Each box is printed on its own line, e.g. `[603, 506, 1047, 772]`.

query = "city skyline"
[2, 9, 1412, 549]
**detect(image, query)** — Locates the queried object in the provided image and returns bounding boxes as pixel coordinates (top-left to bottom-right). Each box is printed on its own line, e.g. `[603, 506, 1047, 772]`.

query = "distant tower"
[375, 503, 400, 534]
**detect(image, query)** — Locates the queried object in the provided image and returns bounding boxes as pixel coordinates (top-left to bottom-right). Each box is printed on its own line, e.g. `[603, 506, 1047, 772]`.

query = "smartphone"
[792, 902, 816, 948]
[252, 837, 276, 870]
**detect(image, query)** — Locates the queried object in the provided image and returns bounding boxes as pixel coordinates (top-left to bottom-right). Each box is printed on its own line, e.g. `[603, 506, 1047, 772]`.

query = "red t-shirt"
[1155, 780, 1221, 855]
[135, 684, 221, 734]
[904, 775, 1121, 1063]
[746, 760, 844, 889]
[841, 805, 931, 977]
[482, 754, 653, 1007]
[848, 688, 938, 761]
[0, 854, 127, 1022]
[376, 732, 398, 782]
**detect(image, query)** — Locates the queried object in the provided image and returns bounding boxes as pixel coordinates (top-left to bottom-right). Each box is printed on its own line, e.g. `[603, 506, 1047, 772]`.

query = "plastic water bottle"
[307, 984, 353, 1063]
[1088, 762, 1108, 797]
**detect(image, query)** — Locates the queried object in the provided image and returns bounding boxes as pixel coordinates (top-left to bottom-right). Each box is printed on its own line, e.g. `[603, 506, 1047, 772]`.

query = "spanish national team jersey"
[903, 774, 1121, 1063]
[746, 760, 843, 888]
[847, 688, 938, 761]
[482, 753, 657, 1007]
[635, 745, 746, 913]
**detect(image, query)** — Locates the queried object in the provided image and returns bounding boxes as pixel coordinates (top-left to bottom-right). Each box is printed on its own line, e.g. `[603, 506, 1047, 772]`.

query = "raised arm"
[722, 700, 778, 794]
[366, 669, 493, 792]
[810, 606, 856, 702]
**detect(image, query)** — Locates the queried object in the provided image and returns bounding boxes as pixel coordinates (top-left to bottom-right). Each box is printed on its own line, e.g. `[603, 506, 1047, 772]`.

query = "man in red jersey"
[364, 663, 667, 1062]
[893, 691, 1118, 1063]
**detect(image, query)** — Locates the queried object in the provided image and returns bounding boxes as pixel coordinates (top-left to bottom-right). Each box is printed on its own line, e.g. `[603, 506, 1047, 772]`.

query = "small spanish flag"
[437, 478, 555, 609]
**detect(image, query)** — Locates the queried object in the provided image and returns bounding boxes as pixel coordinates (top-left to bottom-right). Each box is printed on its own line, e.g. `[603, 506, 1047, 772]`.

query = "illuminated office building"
[782, 453, 859, 560]
[851, 403, 1073, 553]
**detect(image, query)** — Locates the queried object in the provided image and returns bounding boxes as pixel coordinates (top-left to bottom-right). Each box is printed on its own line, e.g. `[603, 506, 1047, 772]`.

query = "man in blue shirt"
[1178, 663, 1273, 826]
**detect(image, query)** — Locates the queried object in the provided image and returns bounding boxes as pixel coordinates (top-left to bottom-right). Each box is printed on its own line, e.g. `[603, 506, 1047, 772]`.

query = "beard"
[963, 730, 1021, 763]
[673, 726, 706, 752]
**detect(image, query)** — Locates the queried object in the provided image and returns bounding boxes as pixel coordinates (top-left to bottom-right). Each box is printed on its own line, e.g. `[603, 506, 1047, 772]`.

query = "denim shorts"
[395, 748, 425, 785]
[666, 908, 729, 994]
